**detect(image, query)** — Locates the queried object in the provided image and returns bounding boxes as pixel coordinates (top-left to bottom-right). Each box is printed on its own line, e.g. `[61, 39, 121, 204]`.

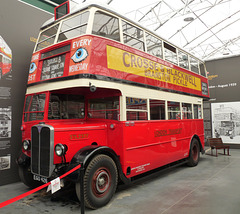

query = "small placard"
[48, 177, 61, 194]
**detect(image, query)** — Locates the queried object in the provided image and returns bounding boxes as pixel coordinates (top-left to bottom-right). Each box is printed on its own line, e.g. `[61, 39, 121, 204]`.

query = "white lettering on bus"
[72, 39, 92, 49]
[28, 74, 36, 81]
[32, 54, 39, 61]
[69, 63, 88, 73]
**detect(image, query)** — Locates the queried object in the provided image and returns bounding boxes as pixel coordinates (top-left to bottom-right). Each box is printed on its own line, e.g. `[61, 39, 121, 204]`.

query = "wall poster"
[205, 55, 240, 147]
[0, 0, 52, 186]
[0, 35, 12, 174]
[212, 102, 240, 144]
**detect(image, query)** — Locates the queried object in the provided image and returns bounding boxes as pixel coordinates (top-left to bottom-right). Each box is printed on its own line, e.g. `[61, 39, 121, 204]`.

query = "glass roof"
[112, 0, 240, 61]
[44, 0, 240, 60]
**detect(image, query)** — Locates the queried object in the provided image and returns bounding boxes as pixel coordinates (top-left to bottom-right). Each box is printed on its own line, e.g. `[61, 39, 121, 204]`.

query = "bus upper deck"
[27, 2, 209, 99]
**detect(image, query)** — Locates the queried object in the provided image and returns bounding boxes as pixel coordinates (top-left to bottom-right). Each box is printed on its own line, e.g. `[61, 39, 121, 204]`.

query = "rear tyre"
[187, 138, 200, 167]
[75, 155, 118, 209]
[18, 165, 42, 189]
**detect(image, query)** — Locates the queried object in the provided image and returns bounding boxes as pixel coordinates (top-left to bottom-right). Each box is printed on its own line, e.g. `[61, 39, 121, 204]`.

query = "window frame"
[57, 11, 90, 43]
[167, 101, 181, 120]
[182, 103, 193, 119]
[126, 97, 148, 121]
[48, 93, 85, 120]
[23, 93, 47, 122]
[88, 96, 120, 120]
[149, 99, 166, 120]
[122, 20, 145, 51]
[92, 10, 120, 42]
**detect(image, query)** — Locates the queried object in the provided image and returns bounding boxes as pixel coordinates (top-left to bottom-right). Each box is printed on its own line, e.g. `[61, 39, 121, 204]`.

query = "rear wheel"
[187, 138, 200, 167]
[75, 155, 118, 209]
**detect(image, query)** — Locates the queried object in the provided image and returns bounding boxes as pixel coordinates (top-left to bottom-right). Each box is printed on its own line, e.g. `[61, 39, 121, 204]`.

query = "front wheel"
[75, 155, 118, 209]
[187, 138, 200, 167]
[18, 165, 42, 189]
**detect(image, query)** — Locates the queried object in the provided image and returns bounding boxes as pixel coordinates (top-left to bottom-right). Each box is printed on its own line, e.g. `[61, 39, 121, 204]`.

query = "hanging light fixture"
[184, 17, 194, 22]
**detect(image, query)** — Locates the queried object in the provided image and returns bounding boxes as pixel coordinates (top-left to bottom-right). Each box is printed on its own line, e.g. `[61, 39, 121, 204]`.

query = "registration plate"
[33, 174, 48, 184]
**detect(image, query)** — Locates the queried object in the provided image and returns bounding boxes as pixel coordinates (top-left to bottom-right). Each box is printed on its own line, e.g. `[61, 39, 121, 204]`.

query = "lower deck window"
[182, 103, 192, 119]
[168, 101, 180, 120]
[150, 99, 165, 120]
[126, 97, 147, 121]
[127, 111, 147, 121]
[48, 94, 85, 120]
[194, 104, 202, 119]
[88, 96, 119, 120]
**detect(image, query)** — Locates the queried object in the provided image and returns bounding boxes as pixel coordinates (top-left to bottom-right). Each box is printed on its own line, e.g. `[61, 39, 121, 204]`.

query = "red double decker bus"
[18, 1, 209, 209]
[0, 36, 12, 80]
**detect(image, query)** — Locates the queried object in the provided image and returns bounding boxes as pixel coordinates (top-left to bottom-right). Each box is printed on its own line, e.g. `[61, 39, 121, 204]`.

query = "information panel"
[41, 54, 65, 80]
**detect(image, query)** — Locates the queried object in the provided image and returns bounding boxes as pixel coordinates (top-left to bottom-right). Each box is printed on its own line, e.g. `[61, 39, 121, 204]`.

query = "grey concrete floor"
[1, 148, 240, 214]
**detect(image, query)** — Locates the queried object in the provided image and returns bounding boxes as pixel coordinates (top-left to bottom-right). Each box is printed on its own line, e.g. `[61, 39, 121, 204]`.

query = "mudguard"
[67, 145, 130, 184]
[16, 151, 30, 167]
[190, 135, 205, 154]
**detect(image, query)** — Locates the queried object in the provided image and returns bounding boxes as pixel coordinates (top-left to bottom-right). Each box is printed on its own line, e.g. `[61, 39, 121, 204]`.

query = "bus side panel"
[181, 119, 205, 154]
[123, 121, 172, 178]
[151, 120, 185, 163]
[106, 122, 125, 171]
[122, 121, 154, 177]
[123, 120, 204, 178]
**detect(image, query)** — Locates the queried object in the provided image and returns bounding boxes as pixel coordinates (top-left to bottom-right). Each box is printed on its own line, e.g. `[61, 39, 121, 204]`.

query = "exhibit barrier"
[0, 164, 85, 214]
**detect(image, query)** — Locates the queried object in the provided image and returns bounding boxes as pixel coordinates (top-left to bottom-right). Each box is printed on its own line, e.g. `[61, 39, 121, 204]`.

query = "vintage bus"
[17, 1, 209, 209]
[0, 36, 12, 80]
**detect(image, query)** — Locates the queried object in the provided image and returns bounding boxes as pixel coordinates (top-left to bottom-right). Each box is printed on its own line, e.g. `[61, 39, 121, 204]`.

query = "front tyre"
[18, 165, 42, 189]
[75, 155, 118, 209]
[187, 138, 200, 167]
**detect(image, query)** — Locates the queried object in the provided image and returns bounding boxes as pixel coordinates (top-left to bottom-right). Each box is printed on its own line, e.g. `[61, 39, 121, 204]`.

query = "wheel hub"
[95, 170, 110, 194]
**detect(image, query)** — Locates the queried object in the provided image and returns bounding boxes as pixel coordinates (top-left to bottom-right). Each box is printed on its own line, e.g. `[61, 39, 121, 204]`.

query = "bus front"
[18, 3, 123, 207]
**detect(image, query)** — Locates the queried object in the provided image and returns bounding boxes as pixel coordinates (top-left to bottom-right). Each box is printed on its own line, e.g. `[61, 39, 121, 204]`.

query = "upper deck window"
[92, 11, 120, 41]
[122, 21, 144, 51]
[58, 11, 89, 42]
[190, 57, 199, 74]
[146, 33, 162, 58]
[199, 62, 206, 77]
[178, 50, 189, 70]
[36, 24, 59, 51]
[164, 42, 177, 65]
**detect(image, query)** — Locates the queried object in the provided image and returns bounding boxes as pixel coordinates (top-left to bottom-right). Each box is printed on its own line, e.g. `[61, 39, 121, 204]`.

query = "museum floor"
[1, 148, 240, 214]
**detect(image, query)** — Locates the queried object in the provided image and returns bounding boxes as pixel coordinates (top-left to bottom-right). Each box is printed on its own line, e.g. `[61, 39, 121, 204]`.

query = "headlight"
[55, 144, 66, 156]
[23, 140, 30, 151]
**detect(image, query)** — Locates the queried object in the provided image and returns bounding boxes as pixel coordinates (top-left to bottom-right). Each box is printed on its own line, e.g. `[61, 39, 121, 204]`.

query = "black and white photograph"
[212, 102, 240, 144]
[0, 107, 11, 139]
[0, 155, 10, 170]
